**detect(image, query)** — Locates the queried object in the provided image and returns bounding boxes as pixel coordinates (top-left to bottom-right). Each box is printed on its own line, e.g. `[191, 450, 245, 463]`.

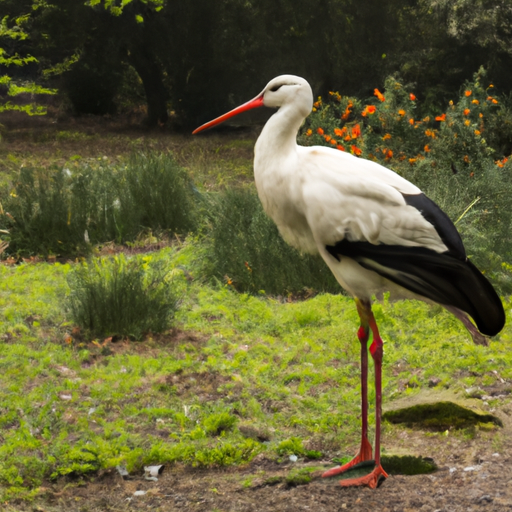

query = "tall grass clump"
[0, 152, 198, 256]
[299, 68, 512, 293]
[1, 166, 91, 256]
[115, 152, 198, 239]
[68, 253, 178, 339]
[205, 188, 339, 295]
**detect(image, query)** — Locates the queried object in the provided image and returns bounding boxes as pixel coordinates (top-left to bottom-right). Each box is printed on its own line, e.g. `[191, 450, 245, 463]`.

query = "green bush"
[68, 253, 178, 339]
[1, 166, 91, 256]
[205, 188, 340, 295]
[1, 152, 198, 256]
[116, 152, 198, 239]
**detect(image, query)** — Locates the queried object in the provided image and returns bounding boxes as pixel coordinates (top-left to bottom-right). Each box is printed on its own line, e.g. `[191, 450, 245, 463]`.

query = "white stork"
[192, 75, 505, 488]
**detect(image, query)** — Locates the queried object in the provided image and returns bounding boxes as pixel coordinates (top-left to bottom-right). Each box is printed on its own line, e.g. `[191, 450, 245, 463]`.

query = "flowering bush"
[299, 68, 512, 292]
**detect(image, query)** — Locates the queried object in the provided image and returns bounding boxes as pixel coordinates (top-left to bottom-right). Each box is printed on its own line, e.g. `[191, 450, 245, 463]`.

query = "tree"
[0, 3, 56, 116]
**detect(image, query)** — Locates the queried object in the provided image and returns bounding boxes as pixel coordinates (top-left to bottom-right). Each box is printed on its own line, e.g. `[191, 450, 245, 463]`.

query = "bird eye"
[269, 84, 283, 92]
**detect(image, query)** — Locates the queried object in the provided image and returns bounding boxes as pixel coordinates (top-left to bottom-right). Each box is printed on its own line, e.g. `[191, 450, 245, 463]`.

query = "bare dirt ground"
[6, 407, 510, 512]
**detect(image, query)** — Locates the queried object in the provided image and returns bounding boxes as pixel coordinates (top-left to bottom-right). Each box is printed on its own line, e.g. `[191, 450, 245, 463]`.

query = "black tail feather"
[326, 241, 505, 336]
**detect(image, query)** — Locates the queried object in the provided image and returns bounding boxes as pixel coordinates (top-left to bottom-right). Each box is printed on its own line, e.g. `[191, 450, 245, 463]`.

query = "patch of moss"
[383, 401, 502, 430]
[286, 468, 316, 487]
[381, 455, 437, 475]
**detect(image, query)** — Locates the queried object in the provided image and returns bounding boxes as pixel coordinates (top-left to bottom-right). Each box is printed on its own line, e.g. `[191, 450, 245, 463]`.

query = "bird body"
[193, 74, 505, 487]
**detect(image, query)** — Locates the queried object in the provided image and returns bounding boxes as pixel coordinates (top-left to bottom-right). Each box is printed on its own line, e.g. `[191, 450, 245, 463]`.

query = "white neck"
[254, 103, 306, 172]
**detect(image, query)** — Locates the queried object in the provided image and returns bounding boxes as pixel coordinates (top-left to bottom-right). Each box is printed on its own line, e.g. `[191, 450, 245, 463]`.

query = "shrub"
[1, 152, 198, 256]
[1, 166, 91, 256]
[116, 152, 198, 239]
[205, 188, 340, 295]
[68, 253, 178, 339]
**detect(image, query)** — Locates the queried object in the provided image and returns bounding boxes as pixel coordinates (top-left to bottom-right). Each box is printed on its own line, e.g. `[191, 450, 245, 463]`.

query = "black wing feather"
[326, 240, 505, 337]
[402, 193, 466, 258]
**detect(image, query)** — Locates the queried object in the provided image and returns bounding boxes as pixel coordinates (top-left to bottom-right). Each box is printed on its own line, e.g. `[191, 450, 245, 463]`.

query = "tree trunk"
[127, 45, 168, 127]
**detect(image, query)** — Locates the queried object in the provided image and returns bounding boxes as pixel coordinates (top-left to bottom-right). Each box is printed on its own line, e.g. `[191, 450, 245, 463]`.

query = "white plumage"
[193, 75, 505, 488]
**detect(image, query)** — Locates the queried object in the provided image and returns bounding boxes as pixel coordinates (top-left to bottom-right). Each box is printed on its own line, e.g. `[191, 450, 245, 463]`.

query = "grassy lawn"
[1, 243, 511, 500]
[0, 115, 511, 502]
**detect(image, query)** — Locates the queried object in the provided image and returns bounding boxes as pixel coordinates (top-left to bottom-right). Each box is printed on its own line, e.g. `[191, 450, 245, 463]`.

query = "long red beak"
[192, 94, 265, 134]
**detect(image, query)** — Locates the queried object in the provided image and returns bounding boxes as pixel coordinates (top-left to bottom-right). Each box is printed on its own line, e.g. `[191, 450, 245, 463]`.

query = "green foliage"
[203, 412, 237, 436]
[0, 12, 56, 115]
[1, 166, 89, 256]
[1, 152, 197, 256]
[276, 438, 322, 460]
[119, 152, 198, 237]
[205, 188, 339, 295]
[68, 253, 178, 339]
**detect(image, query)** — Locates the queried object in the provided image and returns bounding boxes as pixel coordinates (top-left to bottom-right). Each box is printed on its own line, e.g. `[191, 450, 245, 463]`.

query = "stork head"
[192, 75, 313, 134]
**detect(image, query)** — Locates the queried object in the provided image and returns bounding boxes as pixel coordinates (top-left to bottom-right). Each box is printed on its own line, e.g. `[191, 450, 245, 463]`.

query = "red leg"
[338, 304, 389, 488]
[322, 299, 373, 478]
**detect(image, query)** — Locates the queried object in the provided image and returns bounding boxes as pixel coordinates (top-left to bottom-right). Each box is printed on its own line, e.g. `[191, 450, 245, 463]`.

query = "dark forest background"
[1, 0, 512, 129]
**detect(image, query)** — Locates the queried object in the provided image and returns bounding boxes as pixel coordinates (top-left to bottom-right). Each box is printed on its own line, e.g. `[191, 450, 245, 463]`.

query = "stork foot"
[339, 464, 388, 489]
[322, 437, 373, 478]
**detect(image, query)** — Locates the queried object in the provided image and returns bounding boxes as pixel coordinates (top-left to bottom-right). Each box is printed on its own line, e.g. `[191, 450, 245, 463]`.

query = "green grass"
[0, 110, 511, 503]
[0, 243, 510, 501]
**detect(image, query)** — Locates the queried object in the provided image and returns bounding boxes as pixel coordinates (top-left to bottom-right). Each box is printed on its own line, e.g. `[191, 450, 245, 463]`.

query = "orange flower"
[479, 113, 483, 118]
[409, 118, 414, 125]
[409, 93, 416, 101]
[344, 135, 352, 142]
[492, 98, 498, 104]
[435, 113, 446, 121]
[337, 145, 345, 151]
[317, 127, 324, 135]
[351, 145, 362, 156]
[306, 128, 313, 136]
[374, 88, 385, 102]
[474, 129, 481, 136]
[362, 105, 376, 116]
[334, 127, 347, 137]
[351, 123, 361, 139]
[464, 119, 471, 126]
[382, 133, 392, 140]
[398, 109, 406, 117]
[463, 108, 470, 116]
[324, 135, 332, 142]
[472, 99, 480, 105]
[424, 144, 430, 152]
[425, 129, 436, 138]
[409, 158, 417, 165]
[465, 90, 472, 97]
[496, 157, 508, 167]
[330, 139, 337, 145]
[341, 101, 353, 120]
[384, 149, 393, 160]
